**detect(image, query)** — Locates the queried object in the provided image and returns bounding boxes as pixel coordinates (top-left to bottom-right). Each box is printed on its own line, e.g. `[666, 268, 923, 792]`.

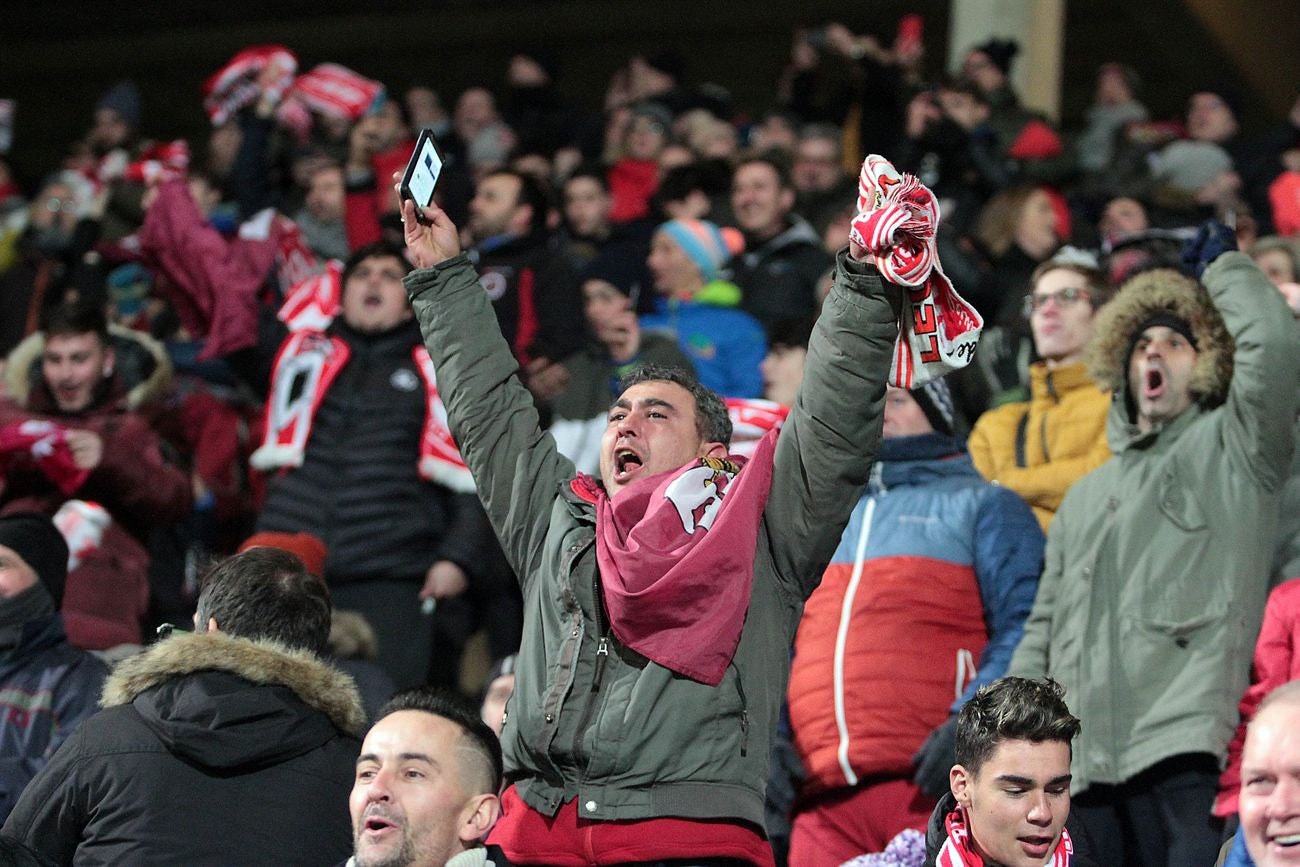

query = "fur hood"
[101, 631, 366, 736]
[5, 323, 172, 411]
[1086, 268, 1234, 409]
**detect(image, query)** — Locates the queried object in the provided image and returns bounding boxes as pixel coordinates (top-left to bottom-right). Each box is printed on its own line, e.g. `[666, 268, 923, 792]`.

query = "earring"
[103, 366, 114, 377]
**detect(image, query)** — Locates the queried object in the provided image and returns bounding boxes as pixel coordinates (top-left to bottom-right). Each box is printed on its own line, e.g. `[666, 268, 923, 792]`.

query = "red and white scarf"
[202, 45, 299, 126]
[0, 420, 90, 496]
[724, 398, 789, 457]
[572, 429, 778, 686]
[250, 330, 473, 493]
[849, 154, 983, 389]
[289, 63, 385, 121]
[937, 806, 1073, 867]
[278, 260, 343, 333]
[123, 140, 190, 186]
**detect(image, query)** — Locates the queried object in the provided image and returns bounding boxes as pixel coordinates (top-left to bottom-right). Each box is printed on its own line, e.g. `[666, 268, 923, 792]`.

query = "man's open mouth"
[1270, 831, 1300, 847]
[1144, 367, 1165, 398]
[363, 815, 397, 834]
[615, 447, 643, 477]
[1018, 835, 1053, 855]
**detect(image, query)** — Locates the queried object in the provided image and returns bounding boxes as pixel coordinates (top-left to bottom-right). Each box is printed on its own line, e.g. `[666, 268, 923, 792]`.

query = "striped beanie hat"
[657, 219, 743, 282]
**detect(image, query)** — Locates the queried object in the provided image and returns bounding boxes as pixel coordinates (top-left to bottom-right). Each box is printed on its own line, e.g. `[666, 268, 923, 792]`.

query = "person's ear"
[102, 346, 116, 378]
[459, 793, 502, 843]
[780, 187, 796, 213]
[701, 441, 727, 459]
[951, 764, 973, 805]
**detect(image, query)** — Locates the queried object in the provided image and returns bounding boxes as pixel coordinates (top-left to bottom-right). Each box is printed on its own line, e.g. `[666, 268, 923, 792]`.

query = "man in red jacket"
[0, 301, 190, 648]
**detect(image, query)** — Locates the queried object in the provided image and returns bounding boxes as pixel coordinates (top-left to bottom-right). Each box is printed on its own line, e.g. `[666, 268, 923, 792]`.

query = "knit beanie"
[95, 81, 142, 128]
[909, 379, 967, 438]
[581, 245, 647, 298]
[0, 513, 69, 606]
[972, 38, 1019, 75]
[656, 219, 743, 283]
[238, 531, 327, 578]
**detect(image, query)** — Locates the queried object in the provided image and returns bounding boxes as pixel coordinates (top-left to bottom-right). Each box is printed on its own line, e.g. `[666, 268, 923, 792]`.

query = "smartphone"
[400, 129, 444, 226]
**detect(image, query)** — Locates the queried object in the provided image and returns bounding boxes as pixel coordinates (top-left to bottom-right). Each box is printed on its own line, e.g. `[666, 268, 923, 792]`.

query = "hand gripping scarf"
[0, 420, 90, 496]
[937, 806, 1073, 867]
[575, 429, 779, 686]
[849, 154, 983, 389]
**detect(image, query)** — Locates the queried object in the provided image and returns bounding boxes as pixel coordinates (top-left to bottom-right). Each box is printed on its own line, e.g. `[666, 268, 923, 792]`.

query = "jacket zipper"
[733, 663, 750, 757]
[571, 557, 611, 761]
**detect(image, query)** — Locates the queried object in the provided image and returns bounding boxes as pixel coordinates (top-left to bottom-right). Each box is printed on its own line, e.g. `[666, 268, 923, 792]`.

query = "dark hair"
[195, 548, 332, 654]
[735, 149, 794, 191]
[766, 316, 816, 352]
[956, 677, 1081, 775]
[483, 168, 550, 237]
[618, 363, 732, 447]
[564, 164, 610, 195]
[42, 299, 109, 344]
[377, 687, 504, 795]
[341, 241, 413, 287]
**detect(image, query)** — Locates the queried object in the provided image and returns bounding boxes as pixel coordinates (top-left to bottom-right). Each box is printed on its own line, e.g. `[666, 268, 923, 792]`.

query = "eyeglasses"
[1023, 286, 1091, 317]
[43, 197, 78, 214]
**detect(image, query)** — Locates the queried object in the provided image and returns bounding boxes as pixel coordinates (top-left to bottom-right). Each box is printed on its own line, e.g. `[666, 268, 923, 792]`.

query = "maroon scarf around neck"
[576, 429, 778, 685]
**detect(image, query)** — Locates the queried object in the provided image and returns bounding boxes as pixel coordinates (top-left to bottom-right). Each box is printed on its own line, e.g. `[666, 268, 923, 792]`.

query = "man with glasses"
[967, 250, 1112, 530]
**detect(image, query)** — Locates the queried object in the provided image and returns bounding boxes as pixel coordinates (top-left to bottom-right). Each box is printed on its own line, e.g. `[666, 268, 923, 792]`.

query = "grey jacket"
[1008, 253, 1300, 793]
[404, 249, 898, 826]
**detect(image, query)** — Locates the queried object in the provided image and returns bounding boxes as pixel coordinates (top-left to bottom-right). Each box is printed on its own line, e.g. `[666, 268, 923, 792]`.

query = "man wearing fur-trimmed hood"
[1008, 238, 1300, 867]
[2, 547, 366, 866]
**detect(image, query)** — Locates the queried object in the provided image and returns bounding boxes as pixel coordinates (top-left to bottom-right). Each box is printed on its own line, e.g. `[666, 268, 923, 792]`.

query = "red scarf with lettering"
[937, 806, 1073, 867]
[573, 429, 778, 686]
[250, 330, 473, 493]
[849, 154, 983, 389]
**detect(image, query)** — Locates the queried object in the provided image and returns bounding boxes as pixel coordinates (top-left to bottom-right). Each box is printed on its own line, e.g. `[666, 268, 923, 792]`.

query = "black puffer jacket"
[2, 632, 365, 866]
[257, 318, 491, 584]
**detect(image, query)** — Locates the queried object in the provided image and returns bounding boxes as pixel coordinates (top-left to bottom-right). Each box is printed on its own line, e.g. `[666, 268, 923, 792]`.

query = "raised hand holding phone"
[399, 196, 461, 268]
[399, 129, 444, 225]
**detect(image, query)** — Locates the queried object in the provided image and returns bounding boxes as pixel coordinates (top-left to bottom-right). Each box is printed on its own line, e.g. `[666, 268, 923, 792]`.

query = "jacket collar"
[101, 631, 366, 735]
[1029, 361, 1100, 403]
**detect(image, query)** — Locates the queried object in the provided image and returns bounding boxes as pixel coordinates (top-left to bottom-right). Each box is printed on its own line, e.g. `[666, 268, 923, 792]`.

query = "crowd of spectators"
[0, 16, 1299, 866]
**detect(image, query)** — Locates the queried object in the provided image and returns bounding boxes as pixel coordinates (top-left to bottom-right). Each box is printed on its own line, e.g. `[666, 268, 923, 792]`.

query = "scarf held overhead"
[586, 428, 778, 686]
[849, 154, 983, 389]
[938, 806, 1073, 867]
[250, 330, 473, 493]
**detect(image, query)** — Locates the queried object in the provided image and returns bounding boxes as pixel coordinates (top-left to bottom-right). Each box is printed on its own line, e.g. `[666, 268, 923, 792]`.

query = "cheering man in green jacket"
[1008, 231, 1300, 867]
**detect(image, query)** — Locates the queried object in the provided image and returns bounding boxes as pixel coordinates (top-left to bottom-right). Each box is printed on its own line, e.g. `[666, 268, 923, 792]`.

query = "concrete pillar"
[948, 0, 1067, 121]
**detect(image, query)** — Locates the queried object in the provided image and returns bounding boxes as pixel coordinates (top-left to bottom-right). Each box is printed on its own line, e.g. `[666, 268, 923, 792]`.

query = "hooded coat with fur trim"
[1008, 253, 1300, 794]
[1, 632, 364, 867]
[0, 325, 190, 650]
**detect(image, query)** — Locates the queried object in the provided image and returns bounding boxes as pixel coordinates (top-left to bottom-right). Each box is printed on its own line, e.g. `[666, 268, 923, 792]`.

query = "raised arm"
[399, 200, 574, 588]
[1203, 251, 1300, 490]
[762, 248, 899, 599]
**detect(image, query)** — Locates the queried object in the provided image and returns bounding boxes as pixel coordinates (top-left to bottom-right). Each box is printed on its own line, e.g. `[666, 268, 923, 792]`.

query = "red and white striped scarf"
[202, 45, 299, 126]
[250, 330, 473, 493]
[289, 63, 385, 121]
[937, 806, 1073, 867]
[849, 154, 983, 389]
[124, 140, 190, 186]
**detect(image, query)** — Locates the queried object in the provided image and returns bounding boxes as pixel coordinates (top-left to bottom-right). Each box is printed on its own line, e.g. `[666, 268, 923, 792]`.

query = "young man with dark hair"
[349, 688, 507, 867]
[0, 299, 190, 649]
[466, 168, 584, 400]
[3, 548, 366, 866]
[193, 546, 332, 654]
[926, 677, 1092, 866]
[729, 151, 830, 329]
[397, 168, 897, 861]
